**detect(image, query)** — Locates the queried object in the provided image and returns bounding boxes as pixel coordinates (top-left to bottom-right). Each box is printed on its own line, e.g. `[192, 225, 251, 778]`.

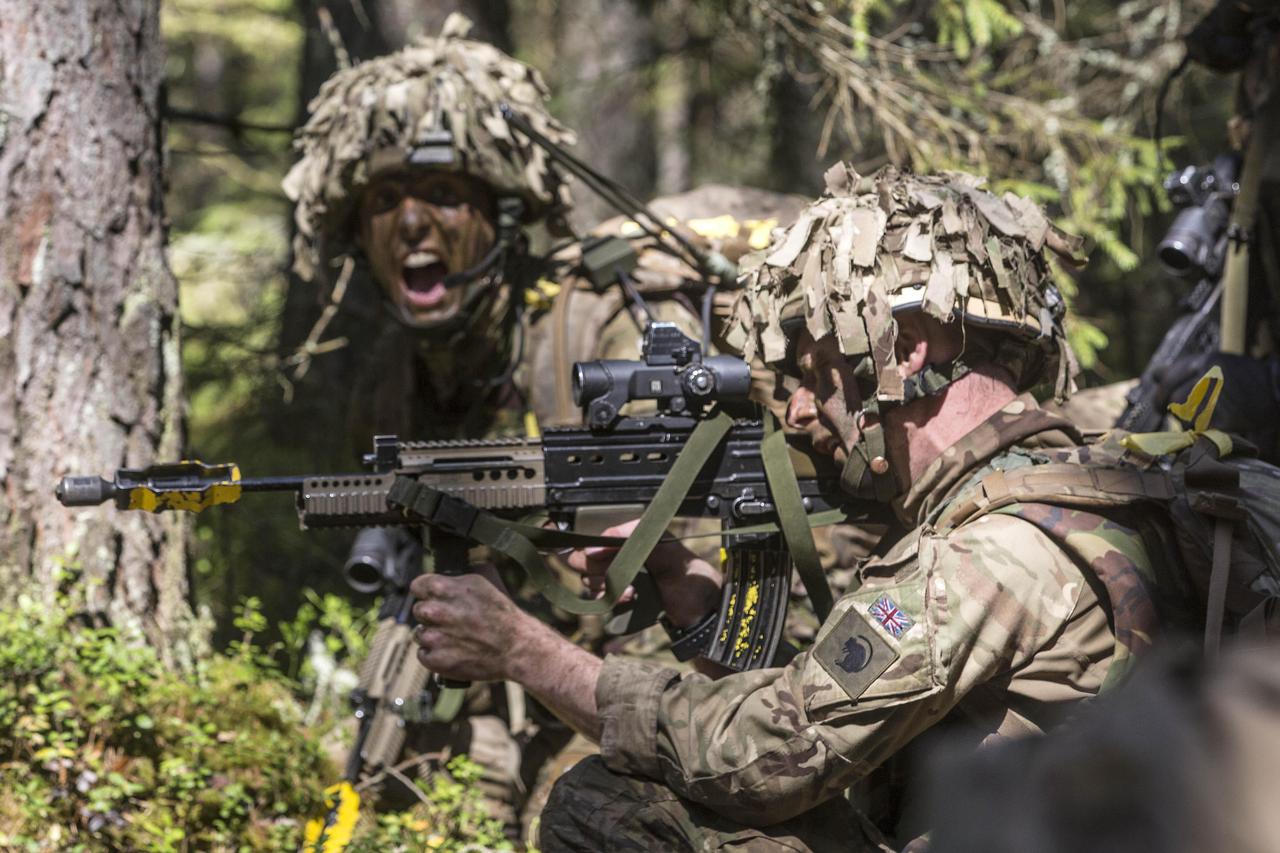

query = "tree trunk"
[376, 0, 511, 51]
[654, 52, 692, 196]
[553, 0, 657, 229]
[0, 0, 192, 663]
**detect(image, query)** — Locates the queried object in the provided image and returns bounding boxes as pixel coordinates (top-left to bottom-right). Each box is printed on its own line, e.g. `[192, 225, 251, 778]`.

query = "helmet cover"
[725, 163, 1086, 402]
[283, 13, 576, 281]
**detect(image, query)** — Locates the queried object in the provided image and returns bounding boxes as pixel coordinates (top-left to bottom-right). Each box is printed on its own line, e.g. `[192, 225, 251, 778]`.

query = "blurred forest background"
[165, 0, 1232, 645]
[0, 0, 1249, 847]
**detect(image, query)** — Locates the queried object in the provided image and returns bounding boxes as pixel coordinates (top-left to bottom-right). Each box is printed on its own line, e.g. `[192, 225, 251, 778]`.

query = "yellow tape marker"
[127, 463, 242, 513]
[301, 781, 361, 853]
[1122, 366, 1233, 458]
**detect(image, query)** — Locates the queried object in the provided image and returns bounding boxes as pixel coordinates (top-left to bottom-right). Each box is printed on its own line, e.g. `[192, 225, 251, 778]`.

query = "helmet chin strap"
[835, 358, 973, 503]
[440, 240, 506, 290]
[838, 408, 897, 503]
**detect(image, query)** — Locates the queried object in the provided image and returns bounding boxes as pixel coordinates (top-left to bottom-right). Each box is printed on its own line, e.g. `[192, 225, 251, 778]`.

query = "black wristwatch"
[660, 607, 720, 662]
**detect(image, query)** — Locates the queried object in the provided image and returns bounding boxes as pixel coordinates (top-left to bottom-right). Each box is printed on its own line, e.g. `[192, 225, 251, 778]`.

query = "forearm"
[507, 611, 604, 741]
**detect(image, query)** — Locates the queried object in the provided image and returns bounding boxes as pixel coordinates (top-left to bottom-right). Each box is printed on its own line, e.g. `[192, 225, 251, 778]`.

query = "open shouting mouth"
[403, 251, 450, 310]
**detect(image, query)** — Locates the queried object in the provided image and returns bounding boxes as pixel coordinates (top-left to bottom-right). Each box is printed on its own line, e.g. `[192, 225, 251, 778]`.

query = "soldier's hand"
[566, 520, 723, 627]
[409, 563, 528, 682]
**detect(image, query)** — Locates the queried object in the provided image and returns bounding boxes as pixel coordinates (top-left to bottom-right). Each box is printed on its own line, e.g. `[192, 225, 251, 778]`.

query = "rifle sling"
[387, 408, 849, 618]
[389, 408, 737, 615]
[762, 410, 834, 621]
[504, 508, 851, 549]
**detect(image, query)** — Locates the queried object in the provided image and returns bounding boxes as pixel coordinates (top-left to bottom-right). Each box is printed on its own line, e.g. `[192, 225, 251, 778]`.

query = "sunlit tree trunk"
[553, 0, 657, 229]
[0, 0, 193, 664]
[654, 51, 692, 196]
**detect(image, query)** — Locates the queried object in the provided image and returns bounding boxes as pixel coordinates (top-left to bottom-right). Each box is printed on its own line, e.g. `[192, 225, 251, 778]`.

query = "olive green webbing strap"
[1205, 516, 1235, 661]
[389, 408, 736, 615]
[761, 411, 834, 621]
[934, 464, 1174, 533]
[505, 507, 849, 548]
[1220, 85, 1280, 353]
[389, 408, 848, 619]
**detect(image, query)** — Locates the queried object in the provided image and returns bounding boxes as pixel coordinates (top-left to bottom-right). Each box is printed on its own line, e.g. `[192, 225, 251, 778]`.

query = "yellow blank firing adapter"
[56, 461, 242, 513]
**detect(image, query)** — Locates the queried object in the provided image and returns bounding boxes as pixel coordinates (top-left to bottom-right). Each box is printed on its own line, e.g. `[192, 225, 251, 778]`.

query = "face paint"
[357, 170, 497, 328]
[785, 331, 876, 464]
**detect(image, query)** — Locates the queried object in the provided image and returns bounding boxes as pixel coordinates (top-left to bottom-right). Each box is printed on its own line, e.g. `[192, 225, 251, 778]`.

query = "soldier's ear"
[894, 314, 931, 379]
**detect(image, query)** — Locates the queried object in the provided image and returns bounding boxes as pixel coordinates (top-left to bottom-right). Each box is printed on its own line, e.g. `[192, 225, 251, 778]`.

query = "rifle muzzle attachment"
[56, 476, 117, 507]
[55, 462, 243, 512]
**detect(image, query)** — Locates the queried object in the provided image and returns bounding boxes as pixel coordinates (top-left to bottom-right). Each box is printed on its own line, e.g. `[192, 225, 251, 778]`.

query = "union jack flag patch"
[868, 595, 913, 639]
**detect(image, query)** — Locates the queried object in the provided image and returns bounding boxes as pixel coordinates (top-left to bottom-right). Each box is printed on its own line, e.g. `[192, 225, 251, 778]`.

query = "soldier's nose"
[786, 387, 818, 427]
[399, 198, 433, 242]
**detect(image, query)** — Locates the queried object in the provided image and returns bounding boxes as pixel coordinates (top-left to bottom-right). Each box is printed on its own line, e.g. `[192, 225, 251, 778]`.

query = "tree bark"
[0, 0, 192, 664]
[553, 0, 658, 229]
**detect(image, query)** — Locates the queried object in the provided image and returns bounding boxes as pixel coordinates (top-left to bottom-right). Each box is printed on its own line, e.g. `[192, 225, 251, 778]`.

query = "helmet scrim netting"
[724, 163, 1086, 402]
[282, 14, 576, 281]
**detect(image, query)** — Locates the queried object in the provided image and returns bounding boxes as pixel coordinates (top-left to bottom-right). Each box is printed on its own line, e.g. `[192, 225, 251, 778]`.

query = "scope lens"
[1157, 207, 1214, 278]
[1158, 240, 1196, 275]
[572, 361, 613, 406]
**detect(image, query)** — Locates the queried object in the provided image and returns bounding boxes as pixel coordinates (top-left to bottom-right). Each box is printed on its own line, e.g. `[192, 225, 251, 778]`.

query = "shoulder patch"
[814, 607, 900, 701]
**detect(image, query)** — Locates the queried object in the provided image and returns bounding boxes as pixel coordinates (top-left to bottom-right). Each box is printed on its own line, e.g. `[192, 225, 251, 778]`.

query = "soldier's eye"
[367, 184, 403, 214]
[425, 185, 461, 206]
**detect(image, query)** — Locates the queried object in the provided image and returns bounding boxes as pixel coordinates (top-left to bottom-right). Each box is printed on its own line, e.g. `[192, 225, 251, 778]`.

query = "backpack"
[935, 369, 1280, 661]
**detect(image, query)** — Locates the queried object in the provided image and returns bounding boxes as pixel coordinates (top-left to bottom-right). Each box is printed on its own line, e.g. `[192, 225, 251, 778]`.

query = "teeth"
[404, 252, 440, 269]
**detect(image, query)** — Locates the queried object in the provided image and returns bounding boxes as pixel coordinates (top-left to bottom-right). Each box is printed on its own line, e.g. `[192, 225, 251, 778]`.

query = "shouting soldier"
[284, 14, 803, 841]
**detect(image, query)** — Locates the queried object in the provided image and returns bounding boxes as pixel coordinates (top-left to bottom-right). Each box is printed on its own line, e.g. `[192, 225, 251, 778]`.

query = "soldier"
[406, 163, 1205, 850]
[283, 14, 805, 840]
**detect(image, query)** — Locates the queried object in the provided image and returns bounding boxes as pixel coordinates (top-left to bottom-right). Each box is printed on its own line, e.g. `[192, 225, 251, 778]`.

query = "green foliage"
[0, 574, 527, 851]
[746, 0, 1227, 375]
[0, 577, 328, 849]
[931, 0, 1024, 59]
[342, 756, 517, 853]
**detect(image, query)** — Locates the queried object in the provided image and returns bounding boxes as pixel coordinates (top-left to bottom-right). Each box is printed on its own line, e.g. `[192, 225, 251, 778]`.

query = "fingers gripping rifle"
[57, 325, 849, 673]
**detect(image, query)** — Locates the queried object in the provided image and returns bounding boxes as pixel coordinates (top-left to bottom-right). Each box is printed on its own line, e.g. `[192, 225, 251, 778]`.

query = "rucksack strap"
[935, 463, 1175, 533]
[941, 456, 1277, 661]
[1191, 490, 1247, 659]
[1206, 517, 1236, 660]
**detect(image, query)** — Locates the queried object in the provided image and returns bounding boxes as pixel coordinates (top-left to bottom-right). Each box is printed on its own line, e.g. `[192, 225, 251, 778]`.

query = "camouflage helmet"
[282, 14, 576, 282]
[725, 164, 1085, 502]
[726, 163, 1085, 404]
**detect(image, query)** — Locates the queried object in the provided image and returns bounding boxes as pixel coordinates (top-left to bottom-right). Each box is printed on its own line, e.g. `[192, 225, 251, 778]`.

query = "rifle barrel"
[239, 475, 309, 493]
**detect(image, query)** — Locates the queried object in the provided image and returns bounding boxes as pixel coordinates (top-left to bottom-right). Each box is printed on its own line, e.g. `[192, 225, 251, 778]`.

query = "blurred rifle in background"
[1117, 155, 1238, 433]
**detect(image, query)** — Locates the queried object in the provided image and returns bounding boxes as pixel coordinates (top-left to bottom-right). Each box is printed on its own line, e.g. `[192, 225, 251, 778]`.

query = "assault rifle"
[57, 323, 851, 673]
[1118, 155, 1238, 432]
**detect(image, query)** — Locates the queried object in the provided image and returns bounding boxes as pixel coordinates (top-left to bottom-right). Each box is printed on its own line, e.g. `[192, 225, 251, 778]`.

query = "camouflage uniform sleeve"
[595, 514, 1098, 826]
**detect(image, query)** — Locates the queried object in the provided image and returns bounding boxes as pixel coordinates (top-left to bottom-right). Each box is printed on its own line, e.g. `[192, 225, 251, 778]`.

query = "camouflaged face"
[283, 13, 576, 281]
[725, 163, 1086, 401]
